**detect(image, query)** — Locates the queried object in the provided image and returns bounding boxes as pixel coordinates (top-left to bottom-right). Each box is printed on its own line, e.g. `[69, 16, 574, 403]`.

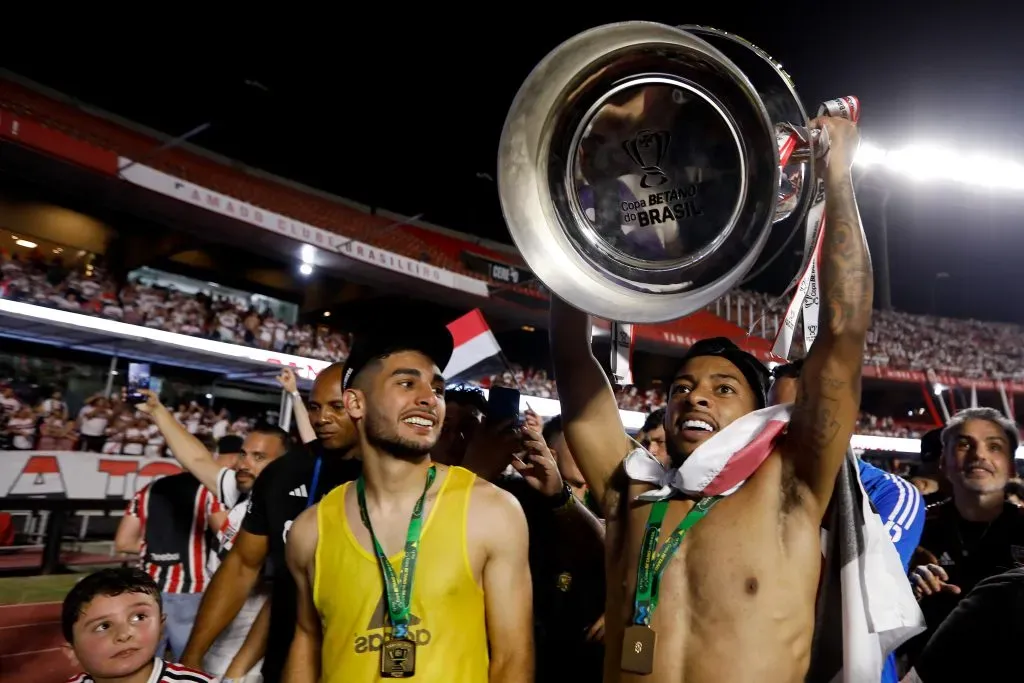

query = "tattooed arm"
[784, 117, 873, 520]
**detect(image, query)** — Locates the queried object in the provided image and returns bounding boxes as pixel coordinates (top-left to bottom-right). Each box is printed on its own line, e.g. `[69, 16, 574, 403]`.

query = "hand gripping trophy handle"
[778, 96, 861, 166]
[768, 95, 861, 362]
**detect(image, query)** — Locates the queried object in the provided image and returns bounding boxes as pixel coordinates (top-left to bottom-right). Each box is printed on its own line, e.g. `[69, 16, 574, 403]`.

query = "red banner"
[595, 311, 775, 360]
[0, 110, 118, 176]
[0, 451, 182, 500]
[861, 366, 1024, 392]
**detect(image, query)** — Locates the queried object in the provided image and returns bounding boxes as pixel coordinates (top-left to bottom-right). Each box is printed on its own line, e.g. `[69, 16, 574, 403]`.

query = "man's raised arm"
[549, 297, 632, 513]
[786, 117, 873, 519]
[135, 390, 223, 496]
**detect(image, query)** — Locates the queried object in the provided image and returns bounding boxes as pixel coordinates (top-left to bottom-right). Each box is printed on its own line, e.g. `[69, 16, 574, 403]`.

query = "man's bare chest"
[605, 472, 821, 621]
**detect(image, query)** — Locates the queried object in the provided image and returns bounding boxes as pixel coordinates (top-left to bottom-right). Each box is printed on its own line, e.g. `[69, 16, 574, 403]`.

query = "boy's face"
[69, 591, 163, 678]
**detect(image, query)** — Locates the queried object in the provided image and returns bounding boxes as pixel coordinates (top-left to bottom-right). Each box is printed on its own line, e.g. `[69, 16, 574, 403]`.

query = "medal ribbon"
[357, 465, 436, 639]
[631, 495, 721, 625]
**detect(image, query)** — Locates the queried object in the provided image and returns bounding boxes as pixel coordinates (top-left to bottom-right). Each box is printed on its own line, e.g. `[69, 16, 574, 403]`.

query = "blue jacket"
[857, 459, 925, 683]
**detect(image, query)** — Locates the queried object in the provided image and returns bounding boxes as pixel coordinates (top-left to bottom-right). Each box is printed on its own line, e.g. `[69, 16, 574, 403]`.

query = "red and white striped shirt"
[66, 657, 215, 682]
[127, 473, 223, 594]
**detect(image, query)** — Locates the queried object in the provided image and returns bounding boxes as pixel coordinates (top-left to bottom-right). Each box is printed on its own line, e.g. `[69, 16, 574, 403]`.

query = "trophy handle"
[778, 95, 861, 165]
[767, 95, 862, 360]
[778, 125, 825, 166]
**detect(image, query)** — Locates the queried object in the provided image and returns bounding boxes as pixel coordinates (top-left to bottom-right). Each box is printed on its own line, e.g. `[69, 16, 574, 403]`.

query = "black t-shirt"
[910, 568, 1024, 682]
[905, 500, 1024, 663]
[919, 500, 1024, 594]
[241, 444, 361, 683]
[496, 474, 605, 683]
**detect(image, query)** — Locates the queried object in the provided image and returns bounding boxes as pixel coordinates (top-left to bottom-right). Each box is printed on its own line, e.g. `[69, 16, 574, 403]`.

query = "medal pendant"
[381, 637, 417, 678]
[620, 624, 656, 675]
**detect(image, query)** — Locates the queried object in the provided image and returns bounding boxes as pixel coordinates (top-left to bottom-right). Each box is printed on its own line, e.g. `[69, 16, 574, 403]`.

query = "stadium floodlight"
[300, 244, 316, 264]
[856, 141, 1024, 190]
[854, 141, 889, 167]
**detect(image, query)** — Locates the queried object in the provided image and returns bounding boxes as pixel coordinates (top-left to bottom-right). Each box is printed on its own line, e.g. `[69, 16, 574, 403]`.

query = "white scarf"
[623, 404, 793, 498]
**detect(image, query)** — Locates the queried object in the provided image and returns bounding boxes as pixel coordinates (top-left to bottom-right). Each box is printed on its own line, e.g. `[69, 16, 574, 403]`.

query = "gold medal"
[381, 637, 417, 678]
[620, 624, 656, 675]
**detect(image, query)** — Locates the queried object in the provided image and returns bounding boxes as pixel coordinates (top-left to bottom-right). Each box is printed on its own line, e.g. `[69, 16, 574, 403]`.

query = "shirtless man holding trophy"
[499, 22, 890, 683]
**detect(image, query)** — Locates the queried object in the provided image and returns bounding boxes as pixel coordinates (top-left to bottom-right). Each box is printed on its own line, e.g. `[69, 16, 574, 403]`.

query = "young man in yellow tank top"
[283, 325, 534, 683]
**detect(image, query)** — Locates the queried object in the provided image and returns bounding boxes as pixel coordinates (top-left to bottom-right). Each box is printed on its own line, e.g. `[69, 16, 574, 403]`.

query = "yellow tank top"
[314, 465, 488, 683]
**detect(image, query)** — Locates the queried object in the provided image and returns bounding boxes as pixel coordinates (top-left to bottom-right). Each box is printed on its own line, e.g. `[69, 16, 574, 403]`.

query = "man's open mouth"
[679, 416, 716, 437]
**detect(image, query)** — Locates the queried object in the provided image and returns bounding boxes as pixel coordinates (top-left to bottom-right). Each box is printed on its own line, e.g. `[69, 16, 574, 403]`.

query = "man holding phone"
[125, 362, 152, 404]
[450, 387, 608, 683]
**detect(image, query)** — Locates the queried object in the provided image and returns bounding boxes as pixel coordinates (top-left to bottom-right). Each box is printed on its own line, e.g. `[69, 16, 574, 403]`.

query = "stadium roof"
[6, 12, 1024, 326]
[0, 299, 322, 387]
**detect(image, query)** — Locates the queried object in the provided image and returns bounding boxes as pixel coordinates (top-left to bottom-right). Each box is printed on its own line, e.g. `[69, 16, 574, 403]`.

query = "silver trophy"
[498, 22, 815, 324]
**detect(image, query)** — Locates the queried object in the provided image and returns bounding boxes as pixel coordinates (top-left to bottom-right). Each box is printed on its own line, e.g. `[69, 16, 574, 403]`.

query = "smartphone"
[126, 362, 152, 404]
[487, 386, 522, 428]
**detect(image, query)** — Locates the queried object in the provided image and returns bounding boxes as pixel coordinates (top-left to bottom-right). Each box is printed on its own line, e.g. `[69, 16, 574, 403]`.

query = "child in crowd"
[62, 567, 215, 683]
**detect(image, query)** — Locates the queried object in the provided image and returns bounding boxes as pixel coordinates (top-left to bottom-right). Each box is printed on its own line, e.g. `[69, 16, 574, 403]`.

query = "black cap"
[342, 324, 455, 391]
[676, 337, 771, 408]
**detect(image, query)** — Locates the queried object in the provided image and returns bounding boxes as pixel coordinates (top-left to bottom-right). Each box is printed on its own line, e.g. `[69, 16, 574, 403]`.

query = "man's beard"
[236, 473, 254, 494]
[365, 405, 434, 462]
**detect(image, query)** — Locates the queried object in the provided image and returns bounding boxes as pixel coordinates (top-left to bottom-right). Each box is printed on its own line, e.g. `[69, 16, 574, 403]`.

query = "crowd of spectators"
[0, 252, 350, 362]
[480, 365, 929, 438]
[2, 248, 1020, 433]
[724, 289, 1024, 380]
[0, 385, 254, 455]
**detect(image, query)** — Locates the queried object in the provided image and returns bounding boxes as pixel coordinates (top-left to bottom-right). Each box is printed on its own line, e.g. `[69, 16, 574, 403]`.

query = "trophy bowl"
[679, 25, 816, 253]
[498, 21, 813, 324]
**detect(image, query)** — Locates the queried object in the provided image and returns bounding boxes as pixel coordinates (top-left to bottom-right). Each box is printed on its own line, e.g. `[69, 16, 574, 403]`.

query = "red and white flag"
[444, 309, 505, 383]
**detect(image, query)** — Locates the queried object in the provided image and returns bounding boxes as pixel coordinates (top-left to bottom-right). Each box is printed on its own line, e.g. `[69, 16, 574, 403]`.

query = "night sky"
[6, 4, 1024, 324]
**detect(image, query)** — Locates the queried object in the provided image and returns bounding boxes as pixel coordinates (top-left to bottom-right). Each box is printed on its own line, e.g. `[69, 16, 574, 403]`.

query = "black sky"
[5, 4, 1024, 324]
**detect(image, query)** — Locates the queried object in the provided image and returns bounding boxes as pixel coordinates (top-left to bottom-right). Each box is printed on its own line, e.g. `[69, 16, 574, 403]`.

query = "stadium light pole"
[854, 161, 894, 311]
[855, 138, 1024, 311]
[931, 272, 950, 315]
[877, 186, 893, 311]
